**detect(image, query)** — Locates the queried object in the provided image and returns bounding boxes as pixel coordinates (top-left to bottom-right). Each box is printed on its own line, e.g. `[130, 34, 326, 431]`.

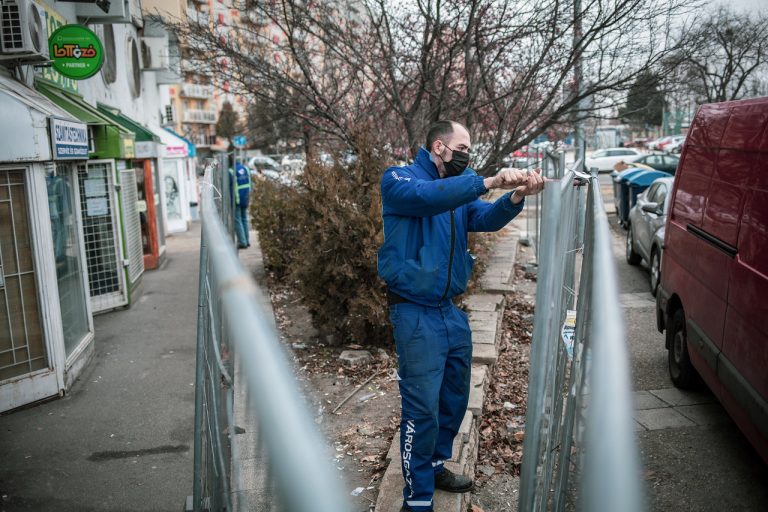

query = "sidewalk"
[0, 225, 202, 512]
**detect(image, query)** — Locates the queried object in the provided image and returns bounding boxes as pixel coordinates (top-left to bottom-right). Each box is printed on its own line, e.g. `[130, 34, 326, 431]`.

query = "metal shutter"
[119, 168, 144, 284]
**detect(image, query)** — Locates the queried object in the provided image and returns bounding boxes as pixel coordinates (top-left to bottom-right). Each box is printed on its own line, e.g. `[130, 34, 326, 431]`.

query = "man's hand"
[509, 167, 545, 203]
[483, 168, 530, 191]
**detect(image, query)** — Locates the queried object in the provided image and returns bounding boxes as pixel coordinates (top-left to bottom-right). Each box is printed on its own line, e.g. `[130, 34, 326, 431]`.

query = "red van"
[656, 97, 768, 462]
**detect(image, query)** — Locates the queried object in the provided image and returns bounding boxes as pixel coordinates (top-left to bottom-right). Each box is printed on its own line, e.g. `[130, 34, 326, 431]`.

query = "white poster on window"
[86, 197, 108, 216]
[84, 178, 107, 197]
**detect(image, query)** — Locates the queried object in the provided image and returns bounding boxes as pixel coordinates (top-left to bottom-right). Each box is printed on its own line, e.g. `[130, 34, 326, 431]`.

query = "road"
[599, 174, 768, 512]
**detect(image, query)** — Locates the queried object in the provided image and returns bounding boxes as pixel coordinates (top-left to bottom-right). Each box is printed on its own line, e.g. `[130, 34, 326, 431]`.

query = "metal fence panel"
[191, 162, 349, 512]
[518, 156, 643, 512]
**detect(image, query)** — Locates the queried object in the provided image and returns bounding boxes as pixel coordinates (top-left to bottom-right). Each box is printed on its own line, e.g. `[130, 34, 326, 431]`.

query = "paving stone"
[480, 279, 515, 293]
[633, 420, 647, 432]
[373, 460, 406, 512]
[676, 404, 732, 427]
[468, 310, 498, 328]
[618, 292, 656, 309]
[470, 317, 497, 333]
[463, 293, 504, 312]
[386, 430, 400, 462]
[648, 387, 715, 407]
[339, 349, 372, 367]
[634, 407, 696, 430]
[633, 390, 669, 410]
[472, 343, 497, 366]
[472, 329, 497, 345]
[457, 410, 473, 443]
[468, 365, 488, 417]
[433, 486, 463, 511]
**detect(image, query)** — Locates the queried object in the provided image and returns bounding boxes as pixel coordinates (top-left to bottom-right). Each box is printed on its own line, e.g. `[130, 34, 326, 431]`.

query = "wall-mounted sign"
[49, 117, 89, 160]
[135, 141, 159, 159]
[49, 25, 104, 80]
[120, 135, 136, 159]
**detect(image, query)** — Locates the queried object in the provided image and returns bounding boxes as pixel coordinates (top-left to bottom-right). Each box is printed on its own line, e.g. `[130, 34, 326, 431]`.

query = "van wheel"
[667, 308, 699, 389]
[650, 248, 660, 296]
[626, 228, 641, 265]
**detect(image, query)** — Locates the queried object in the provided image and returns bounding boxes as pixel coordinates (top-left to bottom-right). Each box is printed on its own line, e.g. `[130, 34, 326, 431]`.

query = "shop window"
[47, 164, 90, 356]
[0, 169, 47, 381]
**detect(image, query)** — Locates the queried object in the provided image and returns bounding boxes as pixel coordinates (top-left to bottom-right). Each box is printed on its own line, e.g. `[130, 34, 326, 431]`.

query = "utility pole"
[573, 0, 586, 166]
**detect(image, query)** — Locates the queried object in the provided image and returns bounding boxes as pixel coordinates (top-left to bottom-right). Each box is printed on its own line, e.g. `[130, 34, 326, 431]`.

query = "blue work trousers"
[390, 302, 472, 511]
[234, 205, 250, 247]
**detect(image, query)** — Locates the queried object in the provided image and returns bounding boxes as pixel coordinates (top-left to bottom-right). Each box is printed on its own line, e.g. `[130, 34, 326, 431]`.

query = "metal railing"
[518, 157, 643, 511]
[191, 161, 349, 512]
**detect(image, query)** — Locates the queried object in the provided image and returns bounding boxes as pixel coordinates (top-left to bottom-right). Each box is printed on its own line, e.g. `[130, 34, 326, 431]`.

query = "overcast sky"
[714, 0, 768, 13]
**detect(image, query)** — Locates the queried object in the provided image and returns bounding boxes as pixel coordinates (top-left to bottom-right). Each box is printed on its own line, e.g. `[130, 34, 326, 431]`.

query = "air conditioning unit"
[140, 37, 168, 71]
[0, 0, 48, 63]
[76, 0, 138, 25]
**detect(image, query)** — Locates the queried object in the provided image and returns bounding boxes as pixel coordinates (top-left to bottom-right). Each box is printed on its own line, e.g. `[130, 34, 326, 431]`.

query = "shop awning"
[96, 104, 159, 142]
[36, 80, 136, 160]
[164, 128, 197, 158]
[149, 124, 188, 158]
[0, 72, 85, 162]
[97, 103, 161, 159]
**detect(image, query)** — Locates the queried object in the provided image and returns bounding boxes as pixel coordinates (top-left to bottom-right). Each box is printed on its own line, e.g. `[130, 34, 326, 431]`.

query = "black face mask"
[443, 148, 470, 177]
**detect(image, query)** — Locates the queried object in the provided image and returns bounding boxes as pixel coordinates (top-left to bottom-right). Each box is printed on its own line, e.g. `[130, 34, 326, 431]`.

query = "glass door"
[47, 164, 92, 357]
[162, 159, 187, 233]
[77, 160, 128, 313]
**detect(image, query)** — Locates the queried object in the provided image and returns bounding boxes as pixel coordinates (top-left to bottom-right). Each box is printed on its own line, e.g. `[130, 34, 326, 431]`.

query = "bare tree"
[669, 6, 768, 104]
[166, 0, 698, 173]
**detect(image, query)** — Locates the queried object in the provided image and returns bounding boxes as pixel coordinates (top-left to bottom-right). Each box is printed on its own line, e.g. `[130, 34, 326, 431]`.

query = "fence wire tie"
[199, 179, 223, 200]
[563, 285, 577, 298]
[566, 245, 584, 254]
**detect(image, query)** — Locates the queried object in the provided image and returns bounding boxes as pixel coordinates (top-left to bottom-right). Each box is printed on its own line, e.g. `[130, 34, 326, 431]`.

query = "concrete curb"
[374, 224, 518, 512]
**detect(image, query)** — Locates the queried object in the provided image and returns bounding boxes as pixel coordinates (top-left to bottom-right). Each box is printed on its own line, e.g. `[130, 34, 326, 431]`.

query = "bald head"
[426, 120, 472, 178]
[425, 120, 470, 153]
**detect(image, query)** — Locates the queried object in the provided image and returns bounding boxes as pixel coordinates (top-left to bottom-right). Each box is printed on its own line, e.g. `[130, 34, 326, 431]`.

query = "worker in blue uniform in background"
[378, 120, 545, 512]
[231, 162, 252, 249]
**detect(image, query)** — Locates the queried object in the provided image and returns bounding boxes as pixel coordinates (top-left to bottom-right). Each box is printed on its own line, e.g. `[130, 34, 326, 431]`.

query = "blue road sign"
[233, 135, 247, 147]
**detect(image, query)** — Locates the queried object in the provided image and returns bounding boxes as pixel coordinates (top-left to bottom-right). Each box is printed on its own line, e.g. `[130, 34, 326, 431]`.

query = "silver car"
[626, 177, 674, 296]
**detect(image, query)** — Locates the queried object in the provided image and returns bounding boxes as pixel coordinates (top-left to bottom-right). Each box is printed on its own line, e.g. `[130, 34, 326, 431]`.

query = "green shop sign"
[49, 25, 104, 80]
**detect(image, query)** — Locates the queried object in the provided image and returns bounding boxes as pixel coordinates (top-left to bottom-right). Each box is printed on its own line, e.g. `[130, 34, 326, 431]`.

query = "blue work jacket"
[377, 147, 524, 306]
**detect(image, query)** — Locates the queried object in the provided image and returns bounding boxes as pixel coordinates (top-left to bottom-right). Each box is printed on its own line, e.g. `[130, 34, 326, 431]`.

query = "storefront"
[166, 129, 199, 221]
[97, 104, 167, 270]
[0, 72, 95, 412]
[150, 125, 192, 234]
[36, 80, 144, 314]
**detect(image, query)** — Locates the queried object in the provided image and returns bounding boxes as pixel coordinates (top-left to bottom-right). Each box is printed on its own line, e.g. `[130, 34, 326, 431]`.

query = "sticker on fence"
[561, 309, 577, 359]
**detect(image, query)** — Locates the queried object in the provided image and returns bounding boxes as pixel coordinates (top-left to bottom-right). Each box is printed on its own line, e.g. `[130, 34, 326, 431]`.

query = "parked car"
[665, 136, 686, 154]
[281, 153, 305, 174]
[248, 155, 282, 173]
[584, 147, 643, 172]
[656, 135, 684, 152]
[628, 153, 680, 174]
[656, 97, 768, 463]
[646, 136, 674, 150]
[626, 177, 674, 295]
[627, 137, 651, 148]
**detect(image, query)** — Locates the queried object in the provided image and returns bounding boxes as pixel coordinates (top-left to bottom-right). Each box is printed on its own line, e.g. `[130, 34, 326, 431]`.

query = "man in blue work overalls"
[378, 121, 544, 512]
[231, 162, 252, 249]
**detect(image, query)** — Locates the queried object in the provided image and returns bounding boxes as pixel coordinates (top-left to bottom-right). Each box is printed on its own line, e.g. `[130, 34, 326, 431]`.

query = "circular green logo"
[49, 25, 104, 80]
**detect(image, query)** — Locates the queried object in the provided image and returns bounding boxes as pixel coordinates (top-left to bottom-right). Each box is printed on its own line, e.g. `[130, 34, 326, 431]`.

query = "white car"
[248, 155, 282, 173]
[584, 148, 643, 172]
[281, 153, 305, 174]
